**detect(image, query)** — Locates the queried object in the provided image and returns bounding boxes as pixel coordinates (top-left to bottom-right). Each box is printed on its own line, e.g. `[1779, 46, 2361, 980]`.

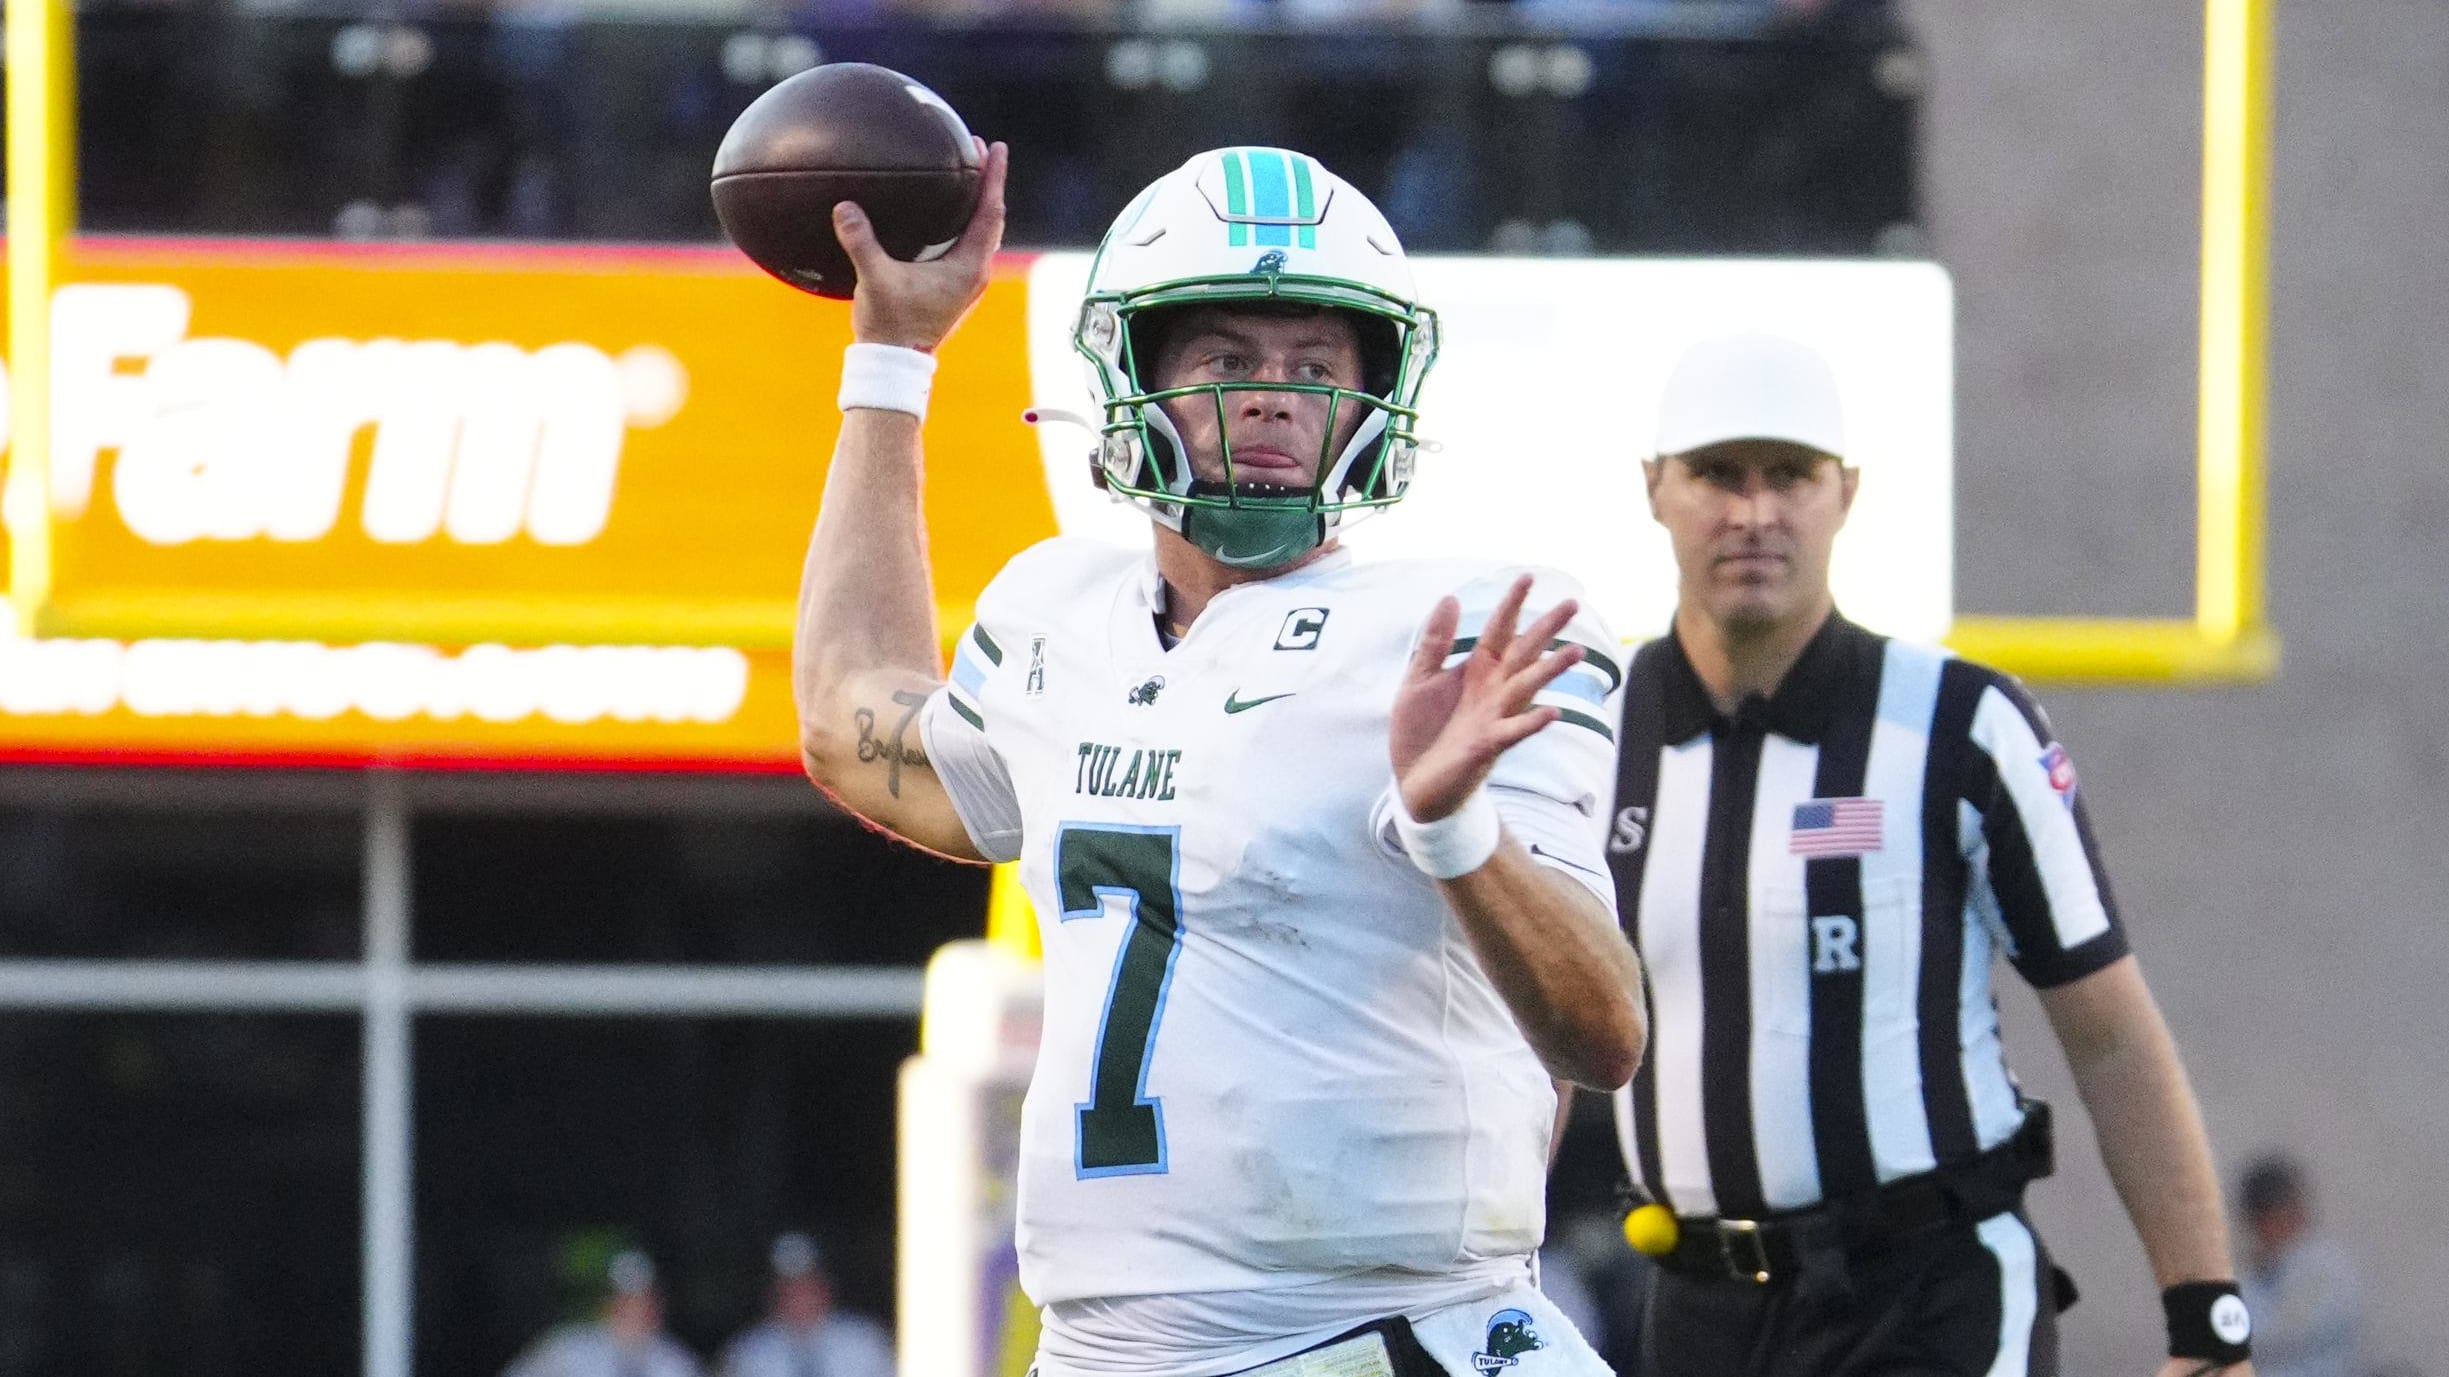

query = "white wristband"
[838, 342, 938, 420]
[1393, 788, 1502, 880]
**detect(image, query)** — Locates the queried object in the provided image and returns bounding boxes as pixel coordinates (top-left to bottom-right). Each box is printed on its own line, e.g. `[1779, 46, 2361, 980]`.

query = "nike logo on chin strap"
[1223, 690, 1296, 714]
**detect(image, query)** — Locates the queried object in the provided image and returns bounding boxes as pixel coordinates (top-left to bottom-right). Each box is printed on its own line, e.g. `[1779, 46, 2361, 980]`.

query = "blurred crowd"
[79, 0, 1911, 250]
[90, 16, 1911, 254]
[503, 1234, 895, 1377]
[2235, 1154, 2378, 1377]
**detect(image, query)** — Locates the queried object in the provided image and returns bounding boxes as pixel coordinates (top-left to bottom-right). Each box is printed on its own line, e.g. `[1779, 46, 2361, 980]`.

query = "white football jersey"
[919, 538, 1621, 1314]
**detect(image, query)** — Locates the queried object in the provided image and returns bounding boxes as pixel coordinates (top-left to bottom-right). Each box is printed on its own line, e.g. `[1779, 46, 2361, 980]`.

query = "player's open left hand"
[832, 137, 1008, 354]
[1391, 573, 1586, 824]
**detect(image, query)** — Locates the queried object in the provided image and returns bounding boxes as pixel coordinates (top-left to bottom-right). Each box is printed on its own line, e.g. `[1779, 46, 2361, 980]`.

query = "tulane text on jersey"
[1075, 742, 1184, 800]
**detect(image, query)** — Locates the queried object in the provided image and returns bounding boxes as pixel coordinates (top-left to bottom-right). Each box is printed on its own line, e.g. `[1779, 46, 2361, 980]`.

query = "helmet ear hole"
[1121, 310, 1175, 394]
[1138, 403, 1194, 502]
[1357, 316, 1400, 400]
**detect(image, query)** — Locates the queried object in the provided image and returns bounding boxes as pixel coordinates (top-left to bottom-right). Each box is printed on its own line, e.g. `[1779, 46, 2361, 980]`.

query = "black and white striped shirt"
[1605, 612, 2130, 1220]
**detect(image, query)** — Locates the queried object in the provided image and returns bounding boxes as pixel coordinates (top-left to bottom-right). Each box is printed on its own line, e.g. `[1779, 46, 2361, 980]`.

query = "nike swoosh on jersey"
[1222, 690, 1297, 714]
[1526, 844, 1603, 878]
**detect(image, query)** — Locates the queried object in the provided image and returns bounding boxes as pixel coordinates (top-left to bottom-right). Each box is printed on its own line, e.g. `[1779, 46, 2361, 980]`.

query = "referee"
[1603, 335, 2256, 1377]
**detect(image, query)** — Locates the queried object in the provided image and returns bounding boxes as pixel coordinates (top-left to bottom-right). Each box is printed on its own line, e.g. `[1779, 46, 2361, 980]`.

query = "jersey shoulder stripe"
[946, 624, 995, 729]
[1444, 636, 1624, 691]
[968, 622, 1003, 666]
[945, 688, 985, 731]
[1440, 563, 1624, 741]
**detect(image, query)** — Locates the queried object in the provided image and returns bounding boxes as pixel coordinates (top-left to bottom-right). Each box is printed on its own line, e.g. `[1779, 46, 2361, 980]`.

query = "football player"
[794, 141, 1645, 1377]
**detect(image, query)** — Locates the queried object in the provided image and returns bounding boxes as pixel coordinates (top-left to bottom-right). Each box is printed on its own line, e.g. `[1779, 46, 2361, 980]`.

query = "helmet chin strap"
[1180, 483, 1326, 569]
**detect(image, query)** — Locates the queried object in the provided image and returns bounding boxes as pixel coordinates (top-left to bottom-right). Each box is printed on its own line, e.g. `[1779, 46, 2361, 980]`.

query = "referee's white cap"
[1654, 333, 1846, 460]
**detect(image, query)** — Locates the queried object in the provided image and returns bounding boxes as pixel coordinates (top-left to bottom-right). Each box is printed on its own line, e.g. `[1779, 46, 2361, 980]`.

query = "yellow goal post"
[1946, 0, 2277, 685]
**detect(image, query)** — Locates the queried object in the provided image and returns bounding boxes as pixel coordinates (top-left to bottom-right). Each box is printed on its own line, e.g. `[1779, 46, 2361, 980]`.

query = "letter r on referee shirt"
[1812, 915, 1862, 973]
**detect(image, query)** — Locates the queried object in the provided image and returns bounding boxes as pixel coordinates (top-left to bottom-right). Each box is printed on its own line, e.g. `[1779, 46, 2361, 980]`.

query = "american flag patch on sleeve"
[1790, 798, 1884, 857]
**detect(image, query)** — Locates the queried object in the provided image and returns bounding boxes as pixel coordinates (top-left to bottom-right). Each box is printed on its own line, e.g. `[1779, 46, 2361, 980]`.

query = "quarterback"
[794, 142, 1645, 1377]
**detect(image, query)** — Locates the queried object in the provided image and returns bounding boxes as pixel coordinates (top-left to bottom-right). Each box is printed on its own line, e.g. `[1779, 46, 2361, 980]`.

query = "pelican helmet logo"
[1473, 1308, 1544, 1372]
[1250, 250, 1287, 274]
[1127, 676, 1166, 706]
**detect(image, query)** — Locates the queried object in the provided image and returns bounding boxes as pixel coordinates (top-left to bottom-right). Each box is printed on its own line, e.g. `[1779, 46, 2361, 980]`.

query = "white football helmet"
[1074, 147, 1440, 569]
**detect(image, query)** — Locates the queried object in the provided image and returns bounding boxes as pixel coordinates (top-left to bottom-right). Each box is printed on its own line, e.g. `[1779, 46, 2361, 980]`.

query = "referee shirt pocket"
[1753, 877, 1917, 1037]
[1852, 876, 1923, 1033]
[1752, 884, 1819, 1036]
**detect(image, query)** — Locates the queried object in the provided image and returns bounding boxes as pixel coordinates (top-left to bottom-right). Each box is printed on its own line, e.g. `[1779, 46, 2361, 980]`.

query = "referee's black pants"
[1636, 1210, 2060, 1377]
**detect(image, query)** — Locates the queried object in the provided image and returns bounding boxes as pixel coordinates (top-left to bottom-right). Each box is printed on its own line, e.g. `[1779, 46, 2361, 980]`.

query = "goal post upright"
[3, 0, 73, 636]
[1947, 0, 2277, 687]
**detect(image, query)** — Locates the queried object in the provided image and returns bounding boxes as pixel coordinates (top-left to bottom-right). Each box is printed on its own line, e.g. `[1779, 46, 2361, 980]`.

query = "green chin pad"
[1181, 499, 1325, 570]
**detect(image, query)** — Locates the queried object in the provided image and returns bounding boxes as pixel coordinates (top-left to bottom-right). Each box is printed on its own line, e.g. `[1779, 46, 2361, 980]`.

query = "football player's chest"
[1005, 597, 1396, 825]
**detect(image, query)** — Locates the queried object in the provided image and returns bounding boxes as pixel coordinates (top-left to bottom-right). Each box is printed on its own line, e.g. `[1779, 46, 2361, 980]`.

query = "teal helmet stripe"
[1215, 148, 1328, 250]
[1222, 150, 1249, 247]
[1246, 149, 1294, 248]
[1291, 156, 1318, 249]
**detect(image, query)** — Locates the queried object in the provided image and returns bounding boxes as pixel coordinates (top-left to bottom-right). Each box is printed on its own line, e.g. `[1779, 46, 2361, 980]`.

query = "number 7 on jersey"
[1055, 823, 1184, 1177]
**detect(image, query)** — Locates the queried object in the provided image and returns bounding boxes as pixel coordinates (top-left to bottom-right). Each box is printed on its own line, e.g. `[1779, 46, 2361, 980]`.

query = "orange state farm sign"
[0, 237, 1060, 770]
[1, 237, 1059, 648]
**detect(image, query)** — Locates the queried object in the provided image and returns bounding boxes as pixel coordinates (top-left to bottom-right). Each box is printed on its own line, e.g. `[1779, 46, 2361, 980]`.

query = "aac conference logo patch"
[2040, 742, 2079, 808]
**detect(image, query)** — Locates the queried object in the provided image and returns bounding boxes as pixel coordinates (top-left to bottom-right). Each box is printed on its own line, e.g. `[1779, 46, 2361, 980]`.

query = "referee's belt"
[1651, 1101, 2056, 1286]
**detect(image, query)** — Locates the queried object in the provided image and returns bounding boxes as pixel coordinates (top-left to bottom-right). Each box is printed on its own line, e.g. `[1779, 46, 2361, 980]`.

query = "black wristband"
[2164, 1281, 2253, 1363]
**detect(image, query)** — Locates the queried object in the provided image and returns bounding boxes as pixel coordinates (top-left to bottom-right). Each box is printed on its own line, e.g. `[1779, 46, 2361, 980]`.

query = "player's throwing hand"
[831, 137, 1009, 353]
[1391, 573, 1588, 824]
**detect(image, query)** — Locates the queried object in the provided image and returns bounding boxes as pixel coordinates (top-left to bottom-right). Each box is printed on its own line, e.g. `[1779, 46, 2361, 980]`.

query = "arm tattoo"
[854, 689, 932, 798]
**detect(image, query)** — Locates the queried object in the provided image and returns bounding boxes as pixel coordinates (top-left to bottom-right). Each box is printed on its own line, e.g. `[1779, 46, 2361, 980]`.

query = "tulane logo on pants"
[1473, 1308, 1545, 1372]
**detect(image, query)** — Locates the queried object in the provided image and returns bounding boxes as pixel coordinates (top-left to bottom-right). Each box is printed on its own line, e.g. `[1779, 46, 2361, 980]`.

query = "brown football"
[710, 63, 983, 300]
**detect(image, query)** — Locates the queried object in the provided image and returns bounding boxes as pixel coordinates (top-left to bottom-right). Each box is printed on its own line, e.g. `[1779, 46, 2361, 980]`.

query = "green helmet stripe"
[1222, 150, 1250, 248]
[1292, 156, 1318, 249]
